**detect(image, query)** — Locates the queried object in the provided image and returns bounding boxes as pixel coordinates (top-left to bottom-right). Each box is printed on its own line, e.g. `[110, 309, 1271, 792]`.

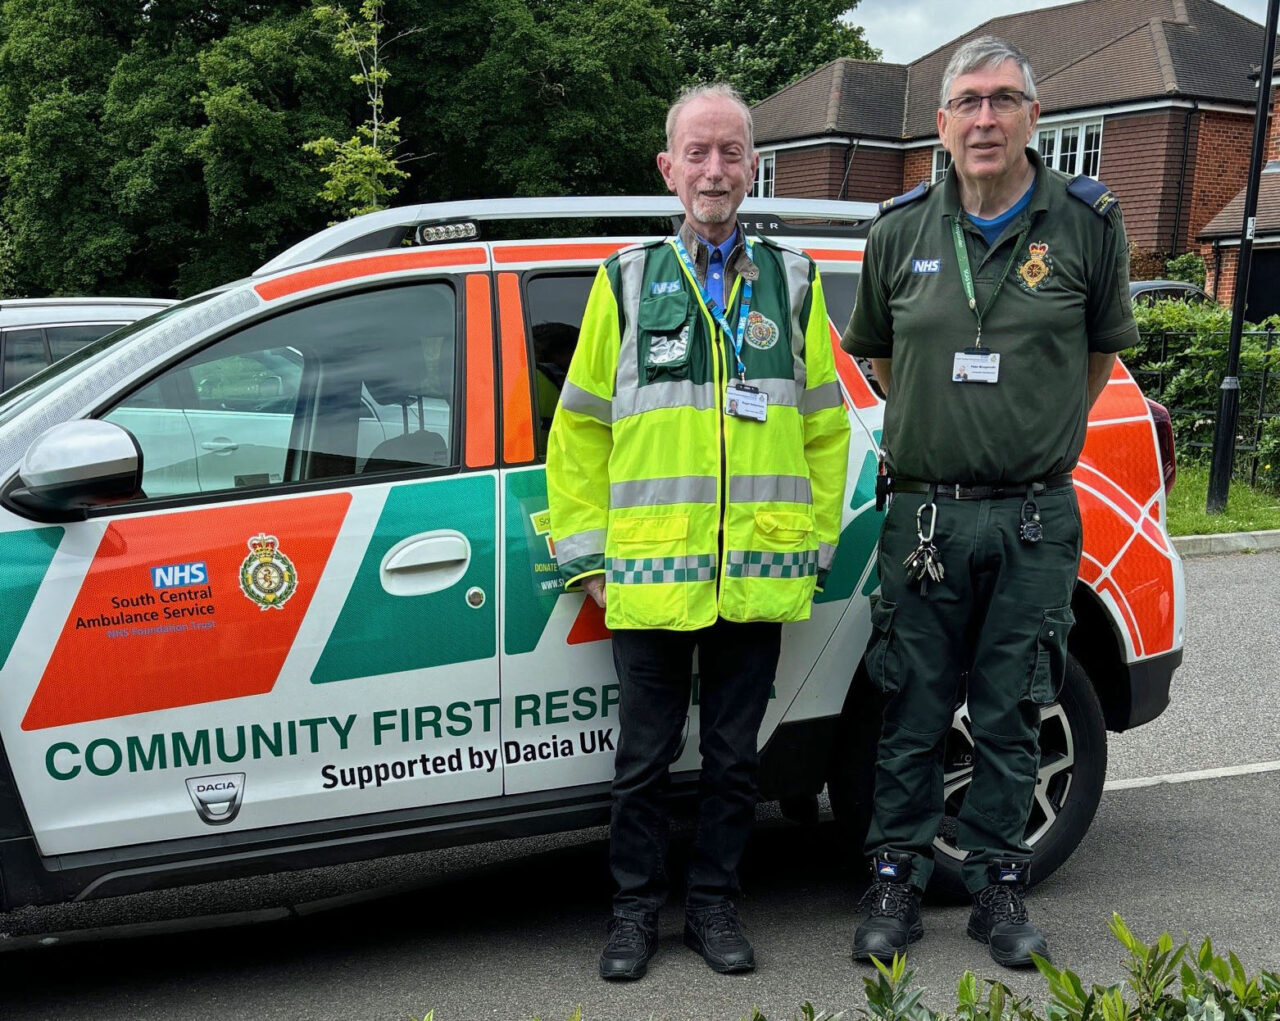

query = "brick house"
[751, 0, 1270, 279]
[1197, 61, 1280, 320]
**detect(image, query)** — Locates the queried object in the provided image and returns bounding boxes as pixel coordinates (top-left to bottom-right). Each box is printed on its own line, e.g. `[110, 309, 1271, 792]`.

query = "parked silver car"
[0, 297, 175, 392]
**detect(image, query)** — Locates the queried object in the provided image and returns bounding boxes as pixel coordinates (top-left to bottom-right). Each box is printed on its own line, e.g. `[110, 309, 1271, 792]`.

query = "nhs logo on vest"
[152, 561, 209, 589]
[911, 258, 941, 274]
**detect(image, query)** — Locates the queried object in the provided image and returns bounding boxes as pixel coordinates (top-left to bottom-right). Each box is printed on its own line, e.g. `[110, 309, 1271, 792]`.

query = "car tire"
[927, 654, 1107, 902]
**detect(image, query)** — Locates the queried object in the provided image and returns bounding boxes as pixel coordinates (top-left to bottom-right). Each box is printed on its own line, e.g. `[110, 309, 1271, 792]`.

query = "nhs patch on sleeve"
[911, 258, 941, 274]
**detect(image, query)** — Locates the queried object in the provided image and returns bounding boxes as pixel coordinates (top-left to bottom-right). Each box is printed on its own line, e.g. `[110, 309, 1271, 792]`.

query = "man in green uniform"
[842, 35, 1138, 968]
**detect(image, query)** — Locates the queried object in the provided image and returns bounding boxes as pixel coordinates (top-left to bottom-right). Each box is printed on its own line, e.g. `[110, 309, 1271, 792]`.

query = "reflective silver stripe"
[616, 248, 648, 396]
[801, 381, 843, 414]
[751, 377, 800, 409]
[782, 249, 812, 389]
[818, 541, 837, 571]
[556, 528, 607, 564]
[613, 380, 718, 419]
[559, 382, 612, 424]
[729, 475, 812, 504]
[611, 475, 718, 508]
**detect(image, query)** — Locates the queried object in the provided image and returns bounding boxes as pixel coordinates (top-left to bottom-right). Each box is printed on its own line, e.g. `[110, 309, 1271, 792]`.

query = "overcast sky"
[852, 0, 1271, 64]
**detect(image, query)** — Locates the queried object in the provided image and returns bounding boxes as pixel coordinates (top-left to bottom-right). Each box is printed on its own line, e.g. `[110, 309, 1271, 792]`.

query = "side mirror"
[7, 420, 143, 520]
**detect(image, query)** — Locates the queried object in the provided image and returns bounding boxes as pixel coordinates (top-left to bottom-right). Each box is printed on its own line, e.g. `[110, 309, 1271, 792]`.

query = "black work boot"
[683, 902, 756, 973]
[852, 851, 923, 962]
[599, 913, 658, 980]
[967, 859, 1050, 967]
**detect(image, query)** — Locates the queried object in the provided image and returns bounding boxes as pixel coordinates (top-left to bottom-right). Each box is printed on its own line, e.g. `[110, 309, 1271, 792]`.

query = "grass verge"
[1166, 463, 1280, 536]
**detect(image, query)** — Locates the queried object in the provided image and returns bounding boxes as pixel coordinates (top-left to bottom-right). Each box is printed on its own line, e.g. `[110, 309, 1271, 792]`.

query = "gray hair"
[939, 36, 1038, 109]
[664, 83, 755, 152]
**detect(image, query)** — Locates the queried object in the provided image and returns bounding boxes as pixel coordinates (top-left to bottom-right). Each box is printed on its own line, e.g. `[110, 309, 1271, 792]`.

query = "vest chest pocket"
[638, 292, 693, 382]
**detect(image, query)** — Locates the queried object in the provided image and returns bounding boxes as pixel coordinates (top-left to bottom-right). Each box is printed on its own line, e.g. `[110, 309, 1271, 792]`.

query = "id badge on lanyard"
[949, 215, 1026, 387]
[671, 235, 766, 421]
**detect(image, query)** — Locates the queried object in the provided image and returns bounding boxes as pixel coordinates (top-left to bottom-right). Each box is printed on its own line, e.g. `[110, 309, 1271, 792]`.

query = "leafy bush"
[1129, 301, 1280, 492]
[1164, 253, 1207, 289]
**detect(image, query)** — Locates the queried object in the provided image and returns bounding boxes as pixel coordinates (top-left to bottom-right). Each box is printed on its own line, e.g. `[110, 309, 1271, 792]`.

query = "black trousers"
[609, 618, 782, 920]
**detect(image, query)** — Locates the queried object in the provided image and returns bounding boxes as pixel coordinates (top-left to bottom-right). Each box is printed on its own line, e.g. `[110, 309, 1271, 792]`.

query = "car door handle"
[380, 531, 472, 597]
[201, 438, 239, 453]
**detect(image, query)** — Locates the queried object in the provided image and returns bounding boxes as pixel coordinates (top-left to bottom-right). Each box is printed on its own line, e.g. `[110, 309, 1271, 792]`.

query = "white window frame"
[1033, 117, 1104, 178]
[751, 151, 776, 198]
[931, 147, 952, 183]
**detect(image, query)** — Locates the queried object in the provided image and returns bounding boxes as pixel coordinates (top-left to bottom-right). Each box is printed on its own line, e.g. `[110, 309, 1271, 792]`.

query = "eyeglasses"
[943, 91, 1030, 117]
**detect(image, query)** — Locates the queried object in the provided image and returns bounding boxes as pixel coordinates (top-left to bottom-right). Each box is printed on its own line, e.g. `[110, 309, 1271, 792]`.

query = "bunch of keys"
[904, 499, 945, 594]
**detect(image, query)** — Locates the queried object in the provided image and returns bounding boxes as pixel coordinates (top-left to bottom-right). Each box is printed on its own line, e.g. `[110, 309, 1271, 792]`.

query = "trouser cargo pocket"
[864, 597, 901, 695]
[1026, 605, 1075, 705]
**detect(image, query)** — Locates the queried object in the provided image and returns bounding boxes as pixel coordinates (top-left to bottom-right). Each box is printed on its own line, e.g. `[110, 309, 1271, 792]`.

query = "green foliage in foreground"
[413, 915, 1279, 1021]
[1165, 463, 1280, 536]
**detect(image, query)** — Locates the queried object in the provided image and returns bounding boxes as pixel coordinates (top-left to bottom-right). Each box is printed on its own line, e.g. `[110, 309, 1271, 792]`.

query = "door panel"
[0, 274, 505, 856]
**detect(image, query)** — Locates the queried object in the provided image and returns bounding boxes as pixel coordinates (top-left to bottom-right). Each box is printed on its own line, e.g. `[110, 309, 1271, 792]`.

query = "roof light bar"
[416, 221, 480, 245]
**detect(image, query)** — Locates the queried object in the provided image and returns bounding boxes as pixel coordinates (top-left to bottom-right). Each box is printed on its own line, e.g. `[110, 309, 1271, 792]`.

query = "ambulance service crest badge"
[239, 533, 298, 610]
[1016, 241, 1053, 293]
[744, 311, 780, 350]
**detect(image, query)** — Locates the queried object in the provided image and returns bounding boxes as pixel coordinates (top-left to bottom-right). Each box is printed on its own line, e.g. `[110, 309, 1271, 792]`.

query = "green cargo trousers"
[864, 483, 1081, 894]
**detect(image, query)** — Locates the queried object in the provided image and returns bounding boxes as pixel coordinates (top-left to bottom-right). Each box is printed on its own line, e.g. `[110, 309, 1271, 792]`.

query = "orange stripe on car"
[254, 247, 487, 301]
[497, 272, 534, 464]
[493, 243, 628, 264]
[804, 248, 865, 263]
[829, 323, 878, 410]
[465, 274, 496, 467]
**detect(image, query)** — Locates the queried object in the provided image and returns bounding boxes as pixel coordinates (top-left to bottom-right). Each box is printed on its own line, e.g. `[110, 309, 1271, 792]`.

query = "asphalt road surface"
[2, 550, 1277, 1021]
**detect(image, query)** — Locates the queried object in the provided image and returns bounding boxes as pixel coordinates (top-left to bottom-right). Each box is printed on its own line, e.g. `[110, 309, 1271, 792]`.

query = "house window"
[1035, 119, 1104, 178]
[932, 147, 952, 183]
[752, 152, 775, 198]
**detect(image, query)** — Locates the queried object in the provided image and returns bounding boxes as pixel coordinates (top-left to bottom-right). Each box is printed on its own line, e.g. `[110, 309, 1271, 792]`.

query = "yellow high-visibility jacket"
[547, 232, 850, 630]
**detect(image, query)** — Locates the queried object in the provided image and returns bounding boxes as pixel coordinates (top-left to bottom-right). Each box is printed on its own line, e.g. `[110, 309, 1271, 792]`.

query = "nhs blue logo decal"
[650, 280, 681, 295]
[911, 258, 941, 274]
[152, 561, 209, 589]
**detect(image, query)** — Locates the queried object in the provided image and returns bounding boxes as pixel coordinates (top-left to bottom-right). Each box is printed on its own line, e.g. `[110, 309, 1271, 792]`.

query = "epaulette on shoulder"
[1066, 175, 1119, 217]
[878, 181, 929, 215]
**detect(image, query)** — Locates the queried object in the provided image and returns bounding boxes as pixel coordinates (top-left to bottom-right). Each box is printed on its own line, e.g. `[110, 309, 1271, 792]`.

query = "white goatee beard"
[692, 196, 733, 224]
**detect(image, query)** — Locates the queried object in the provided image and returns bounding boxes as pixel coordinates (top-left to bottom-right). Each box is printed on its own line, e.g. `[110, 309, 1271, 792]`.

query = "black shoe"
[852, 851, 923, 962]
[683, 903, 756, 973]
[966, 859, 1050, 968]
[599, 914, 658, 980]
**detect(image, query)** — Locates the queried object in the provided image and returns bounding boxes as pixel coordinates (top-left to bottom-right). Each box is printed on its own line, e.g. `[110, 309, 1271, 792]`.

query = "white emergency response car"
[0, 199, 1184, 917]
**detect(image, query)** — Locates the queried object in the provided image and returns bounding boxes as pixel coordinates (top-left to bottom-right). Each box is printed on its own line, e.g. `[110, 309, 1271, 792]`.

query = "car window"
[821, 271, 860, 332]
[525, 273, 592, 460]
[46, 323, 124, 360]
[2, 328, 48, 391]
[102, 283, 458, 501]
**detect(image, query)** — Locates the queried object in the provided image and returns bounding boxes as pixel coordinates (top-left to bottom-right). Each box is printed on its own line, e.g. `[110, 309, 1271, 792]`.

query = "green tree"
[397, 0, 678, 201]
[305, 0, 413, 221]
[664, 0, 880, 103]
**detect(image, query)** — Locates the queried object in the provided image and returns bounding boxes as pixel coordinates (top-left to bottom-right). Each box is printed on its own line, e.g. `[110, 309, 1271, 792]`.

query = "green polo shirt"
[843, 149, 1138, 484]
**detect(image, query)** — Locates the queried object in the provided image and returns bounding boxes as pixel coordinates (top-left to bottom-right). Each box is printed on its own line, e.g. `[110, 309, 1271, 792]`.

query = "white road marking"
[1105, 760, 1280, 791]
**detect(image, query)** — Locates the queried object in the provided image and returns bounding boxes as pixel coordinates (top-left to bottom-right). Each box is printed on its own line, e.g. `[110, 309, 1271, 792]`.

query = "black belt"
[891, 473, 1073, 501]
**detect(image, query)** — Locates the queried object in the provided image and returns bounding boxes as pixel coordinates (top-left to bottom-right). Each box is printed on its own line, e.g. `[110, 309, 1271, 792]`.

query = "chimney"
[1269, 60, 1280, 164]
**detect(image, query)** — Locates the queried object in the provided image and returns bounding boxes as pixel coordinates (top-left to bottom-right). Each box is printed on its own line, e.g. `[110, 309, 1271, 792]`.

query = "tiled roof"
[752, 59, 907, 145]
[754, 0, 1272, 145]
[1199, 164, 1280, 237]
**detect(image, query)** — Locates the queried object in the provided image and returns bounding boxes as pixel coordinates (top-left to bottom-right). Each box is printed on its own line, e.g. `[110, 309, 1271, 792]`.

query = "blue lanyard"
[671, 235, 753, 379]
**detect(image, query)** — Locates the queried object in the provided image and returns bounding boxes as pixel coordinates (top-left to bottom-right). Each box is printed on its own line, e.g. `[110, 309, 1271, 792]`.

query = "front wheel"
[928, 654, 1107, 902]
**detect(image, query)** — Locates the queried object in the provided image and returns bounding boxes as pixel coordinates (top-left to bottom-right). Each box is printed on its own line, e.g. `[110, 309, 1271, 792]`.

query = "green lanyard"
[948, 216, 1028, 349]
